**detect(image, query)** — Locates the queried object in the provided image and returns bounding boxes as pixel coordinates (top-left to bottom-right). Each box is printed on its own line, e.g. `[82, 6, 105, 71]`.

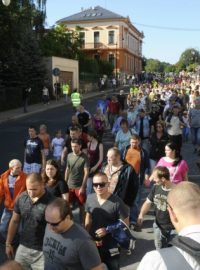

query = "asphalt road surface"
[0, 92, 199, 269]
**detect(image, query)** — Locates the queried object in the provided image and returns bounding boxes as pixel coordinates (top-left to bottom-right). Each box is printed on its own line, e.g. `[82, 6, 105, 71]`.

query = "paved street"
[0, 90, 199, 269]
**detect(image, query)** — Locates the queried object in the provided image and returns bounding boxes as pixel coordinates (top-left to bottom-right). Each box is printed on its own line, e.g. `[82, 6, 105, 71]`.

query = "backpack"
[106, 219, 136, 250]
[159, 236, 200, 269]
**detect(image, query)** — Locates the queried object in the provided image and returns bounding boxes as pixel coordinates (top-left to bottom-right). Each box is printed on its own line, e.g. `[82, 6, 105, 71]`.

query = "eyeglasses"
[46, 216, 66, 227]
[92, 182, 107, 188]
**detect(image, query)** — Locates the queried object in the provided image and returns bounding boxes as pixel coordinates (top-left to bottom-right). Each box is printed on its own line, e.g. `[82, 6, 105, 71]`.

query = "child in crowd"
[51, 130, 65, 165]
[38, 124, 51, 157]
[137, 166, 175, 249]
[182, 110, 190, 142]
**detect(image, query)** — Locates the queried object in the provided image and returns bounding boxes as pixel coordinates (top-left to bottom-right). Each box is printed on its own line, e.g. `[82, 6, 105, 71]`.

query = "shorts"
[23, 162, 42, 174]
[15, 244, 44, 270]
[69, 188, 86, 205]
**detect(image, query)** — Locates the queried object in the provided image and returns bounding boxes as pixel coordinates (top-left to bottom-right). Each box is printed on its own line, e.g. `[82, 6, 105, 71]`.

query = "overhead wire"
[132, 22, 200, 32]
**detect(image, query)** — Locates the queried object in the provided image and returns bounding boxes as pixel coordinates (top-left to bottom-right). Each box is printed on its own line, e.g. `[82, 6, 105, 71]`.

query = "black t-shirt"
[46, 180, 69, 198]
[77, 112, 90, 126]
[24, 137, 44, 164]
[14, 190, 54, 250]
[85, 193, 129, 249]
[148, 184, 174, 231]
[117, 95, 126, 110]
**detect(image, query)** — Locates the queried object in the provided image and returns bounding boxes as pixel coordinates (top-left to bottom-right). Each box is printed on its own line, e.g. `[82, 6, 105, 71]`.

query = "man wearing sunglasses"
[43, 198, 103, 270]
[85, 172, 129, 270]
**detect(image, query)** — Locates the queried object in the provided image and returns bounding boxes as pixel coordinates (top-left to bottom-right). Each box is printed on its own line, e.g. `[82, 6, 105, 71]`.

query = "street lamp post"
[2, 0, 11, 6]
[115, 42, 117, 79]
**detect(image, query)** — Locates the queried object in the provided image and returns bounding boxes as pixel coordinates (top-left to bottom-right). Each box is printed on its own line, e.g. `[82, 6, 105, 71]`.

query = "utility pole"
[115, 42, 117, 79]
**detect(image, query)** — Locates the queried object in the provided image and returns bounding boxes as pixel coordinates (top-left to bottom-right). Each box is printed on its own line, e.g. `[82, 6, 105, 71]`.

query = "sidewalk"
[0, 89, 109, 124]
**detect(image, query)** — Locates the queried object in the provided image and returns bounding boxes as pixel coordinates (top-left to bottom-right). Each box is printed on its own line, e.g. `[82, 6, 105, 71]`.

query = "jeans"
[23, 162, 42, 174]
[15, 244, 44, 270]
[153, 222, 176, 250]
[141, 139, 150, 154]
[130, 185, 142, 224]
[109, 114, 118, 129]
[86, 177, 94, 196]
[182, 127, 190, 141]
[23, 98, 28, 113]
[0, 208, 12, 239]
[149, 159, 157, 174]
[191, 127, 200, 146]
[0, 208, 21, 245]
[104, 256, 120, 270]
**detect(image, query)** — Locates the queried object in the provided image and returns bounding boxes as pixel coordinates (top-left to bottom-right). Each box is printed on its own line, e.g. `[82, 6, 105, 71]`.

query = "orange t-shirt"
[39, 133, 50, 149]
[125, 148, 141, 174]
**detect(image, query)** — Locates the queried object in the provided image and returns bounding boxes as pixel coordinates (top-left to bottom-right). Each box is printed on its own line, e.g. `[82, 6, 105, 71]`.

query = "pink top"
[156, 157, 188, 184]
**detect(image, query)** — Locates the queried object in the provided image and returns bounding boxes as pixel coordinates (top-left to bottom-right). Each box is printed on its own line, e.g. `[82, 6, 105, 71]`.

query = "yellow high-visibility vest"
[71, 92, 81, 107]
[62, 84, 69, 95]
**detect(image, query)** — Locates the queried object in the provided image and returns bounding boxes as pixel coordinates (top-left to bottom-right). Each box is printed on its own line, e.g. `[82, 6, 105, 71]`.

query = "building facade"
[57, 6, 144, 79]
[44, 56, 79, 94]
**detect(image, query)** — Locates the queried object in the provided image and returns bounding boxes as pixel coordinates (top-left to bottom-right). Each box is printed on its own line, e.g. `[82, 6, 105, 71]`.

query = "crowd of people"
[0, 72, 200, 270]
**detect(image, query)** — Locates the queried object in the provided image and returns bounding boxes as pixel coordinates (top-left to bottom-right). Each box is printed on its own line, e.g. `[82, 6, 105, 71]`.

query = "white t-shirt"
[51, 137, 64, 157]
[167, 116, 182, 135]
[42, 87, 49, 96]
[137, 225, 200, 270]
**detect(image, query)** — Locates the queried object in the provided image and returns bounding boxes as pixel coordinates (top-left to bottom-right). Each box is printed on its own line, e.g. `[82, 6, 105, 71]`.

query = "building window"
[79, 32, 85, 48]
[94, 31, 100, 43]
[109, 54, 115, 66]
[108, 31, 115, 44]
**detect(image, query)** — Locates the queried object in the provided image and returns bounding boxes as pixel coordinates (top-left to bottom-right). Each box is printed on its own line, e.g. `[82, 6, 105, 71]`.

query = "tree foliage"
[40, 24, 83, 59]
[144, 47, 200, 74]
[145, 59, 164, 73]
[0, 0, 47, 110]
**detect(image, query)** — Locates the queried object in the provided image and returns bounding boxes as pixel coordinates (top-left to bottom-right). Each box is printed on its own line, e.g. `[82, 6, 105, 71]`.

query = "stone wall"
[79, 81, 98, 93]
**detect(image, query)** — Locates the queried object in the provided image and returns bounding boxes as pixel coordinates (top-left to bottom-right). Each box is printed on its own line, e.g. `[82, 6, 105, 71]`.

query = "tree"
[40, 24, 83, 60]
[145, 59, 163, 73]
[0, 0, 47, 110]
[178, 48, 200, 68]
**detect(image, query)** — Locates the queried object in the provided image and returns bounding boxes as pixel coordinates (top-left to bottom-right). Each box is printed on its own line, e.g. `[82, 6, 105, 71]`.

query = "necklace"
[108, 164, 122, 180]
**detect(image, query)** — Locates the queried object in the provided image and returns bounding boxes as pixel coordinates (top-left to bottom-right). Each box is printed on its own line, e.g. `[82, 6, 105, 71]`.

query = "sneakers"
[126, 248, 132, 255]
[129, 224, 135, 230]
[130, 223, 142, 232]
[133, 224, 142, 232]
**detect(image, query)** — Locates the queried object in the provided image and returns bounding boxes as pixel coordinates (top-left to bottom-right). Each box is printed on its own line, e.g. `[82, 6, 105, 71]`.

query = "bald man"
[43, 198, 103, 270]
[0, 260, 23, 270]
[138, 182, 200, 270]
[0, 159, 26, 239]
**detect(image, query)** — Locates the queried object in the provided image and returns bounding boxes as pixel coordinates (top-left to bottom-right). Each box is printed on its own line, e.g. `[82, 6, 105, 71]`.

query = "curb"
[0, 89, 114, 124]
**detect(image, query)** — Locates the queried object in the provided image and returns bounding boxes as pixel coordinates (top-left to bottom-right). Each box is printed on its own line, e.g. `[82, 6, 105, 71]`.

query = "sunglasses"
[92, 182, 107, 188]
[46, 215, 66, 227]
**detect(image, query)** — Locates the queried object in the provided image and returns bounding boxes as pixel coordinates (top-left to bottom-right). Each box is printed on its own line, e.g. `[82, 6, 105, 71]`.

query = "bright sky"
[46, 0, 200, 64]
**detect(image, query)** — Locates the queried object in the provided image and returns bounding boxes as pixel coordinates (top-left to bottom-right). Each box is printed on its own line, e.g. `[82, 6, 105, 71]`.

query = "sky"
[45, 0, 200, 64]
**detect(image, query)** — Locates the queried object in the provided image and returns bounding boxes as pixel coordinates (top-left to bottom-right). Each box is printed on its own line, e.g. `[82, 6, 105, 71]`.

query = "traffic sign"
[52, 68, 61, 76]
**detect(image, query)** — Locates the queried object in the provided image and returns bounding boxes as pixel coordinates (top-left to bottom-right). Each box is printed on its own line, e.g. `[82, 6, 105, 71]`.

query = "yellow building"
[57, 6, 144, 79]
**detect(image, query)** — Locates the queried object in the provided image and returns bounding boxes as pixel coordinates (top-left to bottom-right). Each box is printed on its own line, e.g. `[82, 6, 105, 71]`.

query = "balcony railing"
[81, 42, 108, 49]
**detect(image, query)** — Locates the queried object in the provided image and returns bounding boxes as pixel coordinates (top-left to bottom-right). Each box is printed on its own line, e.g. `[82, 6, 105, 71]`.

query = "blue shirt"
[8, 174, 17, 199]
